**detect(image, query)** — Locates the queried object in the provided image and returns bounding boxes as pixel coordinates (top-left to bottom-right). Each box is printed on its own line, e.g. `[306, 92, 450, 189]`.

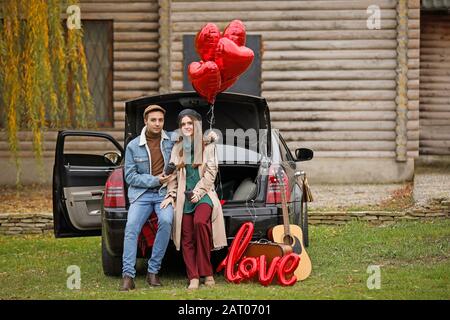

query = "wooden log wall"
[170, 0, 418, 159]
[420, 13, 450, 156]
[407, 0, 420, 159]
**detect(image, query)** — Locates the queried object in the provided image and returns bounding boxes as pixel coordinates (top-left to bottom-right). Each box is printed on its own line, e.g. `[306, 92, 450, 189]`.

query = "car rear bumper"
[103, 205, 280, 257]
[222, 205, 279, 243]
[102, 208, 127, 258]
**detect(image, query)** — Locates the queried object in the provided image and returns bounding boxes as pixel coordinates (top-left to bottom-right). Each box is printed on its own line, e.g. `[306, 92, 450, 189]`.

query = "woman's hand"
[204, 131, 218, 144]
[190, 193, 200, 203]
[160, 196, 174, 209]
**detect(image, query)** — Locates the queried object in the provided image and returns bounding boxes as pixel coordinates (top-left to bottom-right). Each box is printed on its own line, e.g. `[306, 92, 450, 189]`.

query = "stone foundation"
[0, 202, 449, 235]
[310, 200, 450, 226]
[0, 213, 53, 235]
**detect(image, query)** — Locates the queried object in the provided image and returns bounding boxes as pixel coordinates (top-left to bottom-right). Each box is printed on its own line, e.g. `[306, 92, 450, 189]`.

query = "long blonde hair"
[176, 114, 205, 169]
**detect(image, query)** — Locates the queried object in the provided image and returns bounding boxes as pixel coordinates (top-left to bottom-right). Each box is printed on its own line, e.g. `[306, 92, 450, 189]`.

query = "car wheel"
[101, 228, 122, 277]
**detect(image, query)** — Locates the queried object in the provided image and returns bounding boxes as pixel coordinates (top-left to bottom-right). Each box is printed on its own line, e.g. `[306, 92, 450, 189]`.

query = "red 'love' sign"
[216, 222, 300, 286]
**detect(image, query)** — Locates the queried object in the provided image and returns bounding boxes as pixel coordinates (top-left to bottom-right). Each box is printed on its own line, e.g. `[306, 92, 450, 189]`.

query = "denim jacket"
[124, 126, 177, 203]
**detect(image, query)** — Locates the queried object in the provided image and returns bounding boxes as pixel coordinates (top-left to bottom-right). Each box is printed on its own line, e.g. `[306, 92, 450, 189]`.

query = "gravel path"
[308, 183, 404, 210]
[413, 171, 450, 207]
[309, 166, 450, 211]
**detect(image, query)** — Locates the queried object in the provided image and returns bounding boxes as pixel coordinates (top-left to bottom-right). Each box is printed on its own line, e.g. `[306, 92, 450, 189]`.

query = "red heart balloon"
[190, 20, 254, 103]
[215, 37, 254, 83]
[188, 61, 221, 104]
[195, 23, 221, 62]
[218, 76, 237, 93]
[223, 20, 246, 47]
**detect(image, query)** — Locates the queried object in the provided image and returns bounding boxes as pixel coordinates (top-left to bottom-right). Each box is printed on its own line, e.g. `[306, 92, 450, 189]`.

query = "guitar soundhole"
[283, 235, 294, 246]
[283, 234, 302, 255]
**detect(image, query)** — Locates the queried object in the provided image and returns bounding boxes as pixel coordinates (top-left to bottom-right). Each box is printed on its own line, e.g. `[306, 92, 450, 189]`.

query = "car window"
[63, 135, 122, 167]
[278, 134, 295, 161]
[271, 129, 294, 163]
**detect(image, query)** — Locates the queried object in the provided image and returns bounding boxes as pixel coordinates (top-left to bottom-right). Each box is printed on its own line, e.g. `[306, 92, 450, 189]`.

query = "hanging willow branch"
[48, 0, 68, 128]
[2, 0, 22, 185]
[67, 0, 96, 129]
[0, 0, 96, 185]
[0, 6, 5, 125]
[0, 14, 4, 95]
[21, 0, 53, 173]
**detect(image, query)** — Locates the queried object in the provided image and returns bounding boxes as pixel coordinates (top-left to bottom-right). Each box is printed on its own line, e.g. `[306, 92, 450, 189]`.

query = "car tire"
[101, 228, 122, 277]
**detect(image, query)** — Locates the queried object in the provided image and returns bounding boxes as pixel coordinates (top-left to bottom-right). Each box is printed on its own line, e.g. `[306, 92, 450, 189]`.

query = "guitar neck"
[278, 179, 290, 236]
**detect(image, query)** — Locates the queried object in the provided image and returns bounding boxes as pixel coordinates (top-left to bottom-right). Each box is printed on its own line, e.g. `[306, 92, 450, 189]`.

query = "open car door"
[53, 130, 124, 238]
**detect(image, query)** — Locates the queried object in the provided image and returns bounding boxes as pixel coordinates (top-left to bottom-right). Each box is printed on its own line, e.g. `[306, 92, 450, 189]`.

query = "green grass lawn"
[0, 220, 449, 300]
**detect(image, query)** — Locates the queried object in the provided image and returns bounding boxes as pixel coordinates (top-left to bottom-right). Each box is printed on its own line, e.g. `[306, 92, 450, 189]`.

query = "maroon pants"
[181, 203, 213, 280]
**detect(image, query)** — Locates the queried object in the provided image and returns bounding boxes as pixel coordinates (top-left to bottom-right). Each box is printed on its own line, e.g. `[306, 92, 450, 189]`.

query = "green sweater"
[183, 145, 213, 214]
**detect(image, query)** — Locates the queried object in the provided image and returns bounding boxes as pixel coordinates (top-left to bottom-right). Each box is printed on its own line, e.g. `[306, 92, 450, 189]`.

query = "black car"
[53, 92, 313, 276]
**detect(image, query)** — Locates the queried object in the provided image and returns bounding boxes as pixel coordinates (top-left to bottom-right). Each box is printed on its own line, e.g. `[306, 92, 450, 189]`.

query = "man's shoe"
[119, 275, 135, 291]
[146, 272, 162, 287]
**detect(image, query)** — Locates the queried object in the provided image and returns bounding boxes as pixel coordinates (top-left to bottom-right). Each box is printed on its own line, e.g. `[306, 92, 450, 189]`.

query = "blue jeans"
[122, 189, 173, 278]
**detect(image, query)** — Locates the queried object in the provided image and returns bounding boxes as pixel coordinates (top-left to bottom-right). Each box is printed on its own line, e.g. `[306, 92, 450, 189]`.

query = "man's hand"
[158, 174, 171, 185]
[160, 196, 174, 209]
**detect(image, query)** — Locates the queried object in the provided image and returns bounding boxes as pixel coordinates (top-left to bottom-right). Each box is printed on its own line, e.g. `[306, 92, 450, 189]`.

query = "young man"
[120, 105, 175, 291]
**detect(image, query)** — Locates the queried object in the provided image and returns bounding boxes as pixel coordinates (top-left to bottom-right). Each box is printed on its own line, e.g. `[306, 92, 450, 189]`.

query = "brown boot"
[146, 272, 162, 287]
[119, 275, 135, 291]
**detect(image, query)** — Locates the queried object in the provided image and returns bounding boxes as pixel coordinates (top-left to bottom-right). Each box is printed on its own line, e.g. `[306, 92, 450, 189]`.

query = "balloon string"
[207, 103, 215, 131]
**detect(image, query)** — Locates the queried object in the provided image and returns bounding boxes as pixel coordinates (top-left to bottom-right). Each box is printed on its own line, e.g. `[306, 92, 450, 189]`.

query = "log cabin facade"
[0, 0, 448, 184]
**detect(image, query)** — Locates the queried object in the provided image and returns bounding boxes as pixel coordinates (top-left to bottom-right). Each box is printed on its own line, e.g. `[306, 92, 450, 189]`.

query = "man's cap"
[143, 104, 166, 119]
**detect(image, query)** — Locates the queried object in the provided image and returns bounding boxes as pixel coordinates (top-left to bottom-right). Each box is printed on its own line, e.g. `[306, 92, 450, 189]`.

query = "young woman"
[160, 109, 227, 290]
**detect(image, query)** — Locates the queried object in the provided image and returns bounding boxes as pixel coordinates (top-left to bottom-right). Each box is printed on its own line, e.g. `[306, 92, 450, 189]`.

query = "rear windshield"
[216, 144, 263, 165]
[213, 127, 268, 164]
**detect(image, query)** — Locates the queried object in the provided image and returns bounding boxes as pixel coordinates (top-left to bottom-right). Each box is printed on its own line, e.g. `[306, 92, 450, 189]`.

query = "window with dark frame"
[82, 20, 113, 128]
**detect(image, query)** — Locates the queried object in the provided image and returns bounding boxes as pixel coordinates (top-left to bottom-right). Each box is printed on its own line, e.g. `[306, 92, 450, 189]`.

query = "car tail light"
[266, 165, 290, 204]
[104, 168, 126, 208]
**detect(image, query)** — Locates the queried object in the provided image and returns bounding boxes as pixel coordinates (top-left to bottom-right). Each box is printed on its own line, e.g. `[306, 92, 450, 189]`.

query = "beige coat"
[165, 142, 227, 251]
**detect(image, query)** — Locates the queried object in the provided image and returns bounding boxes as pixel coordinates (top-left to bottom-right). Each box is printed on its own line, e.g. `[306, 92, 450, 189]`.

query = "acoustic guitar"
[271, 167, 312, 281]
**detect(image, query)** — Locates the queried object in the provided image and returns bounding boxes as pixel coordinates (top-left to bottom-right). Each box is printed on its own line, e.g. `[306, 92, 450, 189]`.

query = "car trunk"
[124, 91, 272, 155]
[124, 92, 272, 207]
[216, 164, 260, 203]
